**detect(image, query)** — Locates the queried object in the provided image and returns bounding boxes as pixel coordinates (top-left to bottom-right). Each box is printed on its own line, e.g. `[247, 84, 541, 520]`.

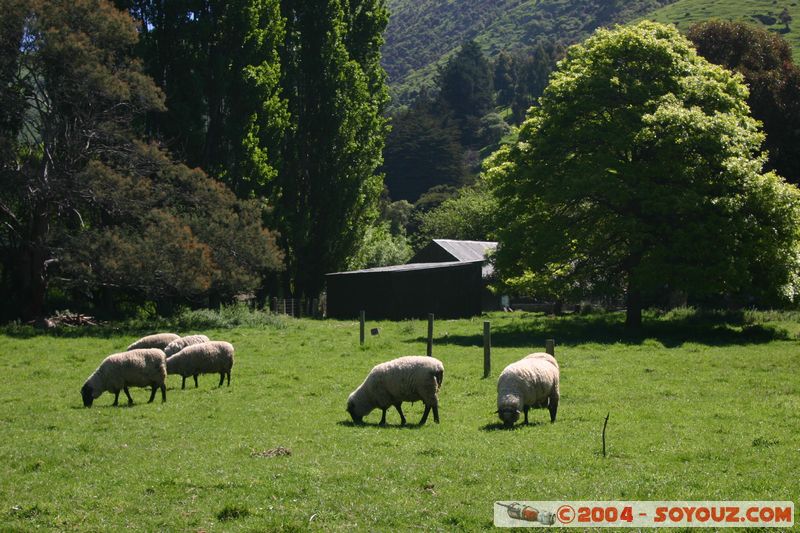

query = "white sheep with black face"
[166, 341, 234, 389]
[496, 353, 559, 427]
[346, 356, 444, 426]
[81, 349, 167, 407]
[163, 334, 210, 357]
[126, 333, 180, 351]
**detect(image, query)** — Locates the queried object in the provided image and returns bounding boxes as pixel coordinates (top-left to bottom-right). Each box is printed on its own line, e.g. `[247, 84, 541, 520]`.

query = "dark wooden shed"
[325, 240, 498, 320]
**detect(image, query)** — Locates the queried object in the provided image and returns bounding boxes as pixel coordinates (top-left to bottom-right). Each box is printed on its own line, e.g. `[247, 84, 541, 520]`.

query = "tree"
[276, 0, 389, 297]
[488, 22, 800, 328]
[688, 20, 800, 184]
[0, 0, 283, 321]
[346, 222, 412, 270]
[437, 40, 494, 144]
[115, 0, 288, 197]
[414, 180, 498, 248]
[383, 100, 466, 202]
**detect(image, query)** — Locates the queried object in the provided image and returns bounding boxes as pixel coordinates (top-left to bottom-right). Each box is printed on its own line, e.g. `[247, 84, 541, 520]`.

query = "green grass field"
[645, 0, 800, 59]
[1, 310, 798, 530]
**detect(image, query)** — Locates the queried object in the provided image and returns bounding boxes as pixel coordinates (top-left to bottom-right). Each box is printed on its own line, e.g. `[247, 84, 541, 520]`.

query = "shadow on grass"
[336, 420, 427, 430]
[413, 310, 791, 348]
[480, 421, 545, 431]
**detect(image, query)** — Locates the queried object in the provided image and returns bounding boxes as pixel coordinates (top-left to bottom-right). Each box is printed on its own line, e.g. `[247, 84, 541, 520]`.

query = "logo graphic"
[496, 502, 556, 525]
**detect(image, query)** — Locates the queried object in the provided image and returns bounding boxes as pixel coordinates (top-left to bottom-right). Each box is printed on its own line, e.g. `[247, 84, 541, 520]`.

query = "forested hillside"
[384, 0, 676, 103]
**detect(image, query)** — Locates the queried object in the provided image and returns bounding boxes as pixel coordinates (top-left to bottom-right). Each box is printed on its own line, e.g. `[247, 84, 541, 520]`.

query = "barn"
[325, 239, 498, 320]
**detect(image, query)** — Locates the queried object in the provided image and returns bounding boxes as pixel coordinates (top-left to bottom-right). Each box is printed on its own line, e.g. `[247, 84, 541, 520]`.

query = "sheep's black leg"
[549, 396, 558, 423]
[226, 371, 230, 386]
[160, 384, 167, 403]
[218, 372, 225, 387]
[124, 386, 134, 405]
[433, 402, 439, 424]
[147, 384, 157, 403]
[379, 408, 387, 426]
[523, 406, 530, 425]
[181, 376, 186, 390]
[193, 374, 199, 388]
[419, 405, 431, 425]
[112, 389, 120, 406]
[394, 403, 406, 426]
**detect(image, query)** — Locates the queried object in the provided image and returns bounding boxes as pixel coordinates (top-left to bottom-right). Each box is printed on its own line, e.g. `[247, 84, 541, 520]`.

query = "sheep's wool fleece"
[164, 334, 210, 357]
[166, 341, 234, 376]
[497, 353, 559, 409]
[352, 355, 443, 410]
[127, 333, 180, 351]
[85, 349, 167, 397]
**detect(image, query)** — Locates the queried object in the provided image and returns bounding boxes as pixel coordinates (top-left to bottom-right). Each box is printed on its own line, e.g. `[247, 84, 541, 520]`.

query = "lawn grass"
[0, 310, 798, 530]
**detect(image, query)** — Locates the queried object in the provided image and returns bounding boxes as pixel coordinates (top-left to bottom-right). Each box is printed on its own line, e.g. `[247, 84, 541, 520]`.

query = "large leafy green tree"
[688, 20, 800, 184]
[276, 0, 389, 296]
[488, 22, 800, 328]
[0, 0, 283, 321]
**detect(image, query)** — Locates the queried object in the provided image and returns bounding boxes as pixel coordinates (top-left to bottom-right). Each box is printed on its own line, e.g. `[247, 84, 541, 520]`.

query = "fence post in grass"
[483, 321, 491, 378]
[359, 311, 365, 346]
[545, 338, 555, 356]
[427, 313, 434, 357]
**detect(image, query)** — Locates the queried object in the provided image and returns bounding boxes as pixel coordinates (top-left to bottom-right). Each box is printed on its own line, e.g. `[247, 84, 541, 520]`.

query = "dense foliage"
[0, 0, 283, 321]
[688, 20, 800, 184]
[488, 22, 800, 327]
[275, 0, 390, 297]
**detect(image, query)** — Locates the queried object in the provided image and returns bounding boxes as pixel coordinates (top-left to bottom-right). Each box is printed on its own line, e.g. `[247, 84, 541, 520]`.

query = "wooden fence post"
[545, 338, 555, 356]
[483, 321, 491, 378]
[427, 313, 434, 357]
[359, 311, 365, 345]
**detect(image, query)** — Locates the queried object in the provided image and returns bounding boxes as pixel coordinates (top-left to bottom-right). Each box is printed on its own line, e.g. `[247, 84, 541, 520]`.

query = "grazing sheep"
[346, 355, 444, 426]
[164, 334, 210, 357]
[126, 333, 180, 351]
[81, 349, 167, 407]
[166, 341, 234, 389]
[497, 352, 559, 427]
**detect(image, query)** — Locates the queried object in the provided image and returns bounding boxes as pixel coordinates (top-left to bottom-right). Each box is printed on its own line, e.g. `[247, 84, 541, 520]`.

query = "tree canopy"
[488, 21, 800, 327]
[0, 0, 283, 321]
[688, 20, 800, 184]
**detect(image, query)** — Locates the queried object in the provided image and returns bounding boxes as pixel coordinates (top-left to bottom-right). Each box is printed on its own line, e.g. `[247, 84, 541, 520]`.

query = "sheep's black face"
[81, 384, 94, 407]
[346, 400, 362, 424]
[498, 408, 520, 427]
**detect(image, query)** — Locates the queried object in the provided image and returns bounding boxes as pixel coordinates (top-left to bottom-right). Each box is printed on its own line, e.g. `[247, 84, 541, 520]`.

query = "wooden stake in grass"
[427, 313, 434, 357]
[483, 321, 491, 378]
[359, 311, 365, 346]
[545, 338, 555, 356]
[602, 412, 610, 457]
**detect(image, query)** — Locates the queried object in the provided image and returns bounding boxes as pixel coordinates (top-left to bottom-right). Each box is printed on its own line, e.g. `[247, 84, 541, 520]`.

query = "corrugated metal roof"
[326, 261, 481, 276]
[432, 239, 497, 262]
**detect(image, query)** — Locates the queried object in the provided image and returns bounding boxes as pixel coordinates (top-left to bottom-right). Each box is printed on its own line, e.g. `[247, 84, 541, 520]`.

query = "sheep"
[346, 355, 444, 426]
[126, 333, 180, 351]
[163, 334, 210, 358]
[81, 349, 167, 407]
[166, 341, 234, 389]
[496, 352, 559, 427]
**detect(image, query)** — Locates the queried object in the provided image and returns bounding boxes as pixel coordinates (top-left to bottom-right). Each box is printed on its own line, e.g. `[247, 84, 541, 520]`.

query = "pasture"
[0, 309, 798, 530]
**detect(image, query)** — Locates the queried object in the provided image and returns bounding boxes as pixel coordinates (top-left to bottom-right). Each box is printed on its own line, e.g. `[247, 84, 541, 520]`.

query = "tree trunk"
[625, 287, 642, 329]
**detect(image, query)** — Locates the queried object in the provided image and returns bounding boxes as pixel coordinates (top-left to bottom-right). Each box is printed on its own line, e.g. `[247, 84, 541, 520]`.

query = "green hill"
[383, 0, 676, 104]
[644, 0, 800, 58]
